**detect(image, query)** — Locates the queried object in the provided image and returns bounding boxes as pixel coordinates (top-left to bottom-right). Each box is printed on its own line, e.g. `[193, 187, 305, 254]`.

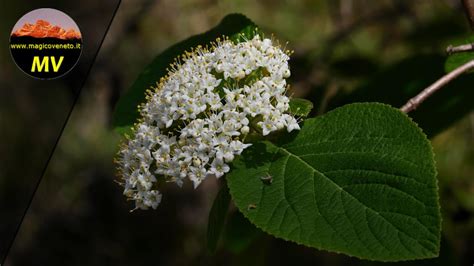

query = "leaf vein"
[279, 146, 434, 253]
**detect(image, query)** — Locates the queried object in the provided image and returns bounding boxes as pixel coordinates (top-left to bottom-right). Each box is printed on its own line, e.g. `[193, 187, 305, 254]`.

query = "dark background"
[0, 0, 120, 263]
[1, 0, 473, 265]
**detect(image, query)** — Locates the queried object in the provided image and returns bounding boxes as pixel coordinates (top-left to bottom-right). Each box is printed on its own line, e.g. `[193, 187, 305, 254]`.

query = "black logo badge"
[10, 8, 82, 80]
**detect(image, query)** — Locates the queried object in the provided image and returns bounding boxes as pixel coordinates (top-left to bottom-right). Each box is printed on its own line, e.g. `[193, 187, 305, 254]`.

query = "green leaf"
[445, 35, 474, 73]
[445, 52, 474, 73]
[227, 103, 441, 261]
[207, 184, 231, 253]
[223, 210, 262, 254]
[288, 98, 314, 117]
[112, 14, 258, 134]
[359, 237, 457, 266]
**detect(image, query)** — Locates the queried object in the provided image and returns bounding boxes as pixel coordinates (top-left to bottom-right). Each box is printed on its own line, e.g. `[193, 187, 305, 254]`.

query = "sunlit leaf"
[228, 103, 441, 261]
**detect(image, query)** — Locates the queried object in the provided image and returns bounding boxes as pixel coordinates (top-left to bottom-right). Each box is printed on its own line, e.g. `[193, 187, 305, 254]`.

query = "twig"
[400, 60, 474, 113]
[446, 43, 474, 54]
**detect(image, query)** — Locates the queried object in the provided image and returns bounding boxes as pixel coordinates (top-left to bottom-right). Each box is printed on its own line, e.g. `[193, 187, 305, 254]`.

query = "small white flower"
[210, 157, 230, 178]
[241, 125, 250, 135]
[216, 144, 235, 162]
[284, 114, 300, 132]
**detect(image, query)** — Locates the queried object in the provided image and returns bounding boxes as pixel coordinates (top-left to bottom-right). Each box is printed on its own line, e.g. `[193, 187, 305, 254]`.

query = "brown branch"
[447, 43, 474, 54]
[462, 0, 474, 30]
[400, 60, 474, 113]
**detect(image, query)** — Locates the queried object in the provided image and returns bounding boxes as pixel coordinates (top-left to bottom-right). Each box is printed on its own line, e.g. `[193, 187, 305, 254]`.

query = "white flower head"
[116, 34, 300, 210]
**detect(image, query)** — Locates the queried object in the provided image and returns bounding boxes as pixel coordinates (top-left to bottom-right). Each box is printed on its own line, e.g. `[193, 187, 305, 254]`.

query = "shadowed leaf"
[207, 184, 231, 253]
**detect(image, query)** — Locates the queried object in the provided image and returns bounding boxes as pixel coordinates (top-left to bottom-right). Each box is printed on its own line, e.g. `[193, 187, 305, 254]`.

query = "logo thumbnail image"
[9, 8, 82, 79]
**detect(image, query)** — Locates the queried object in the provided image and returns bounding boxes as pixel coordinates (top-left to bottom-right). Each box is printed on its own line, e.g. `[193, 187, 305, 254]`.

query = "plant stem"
[446, 43, 474, 54]
[400, 60, 474, 113]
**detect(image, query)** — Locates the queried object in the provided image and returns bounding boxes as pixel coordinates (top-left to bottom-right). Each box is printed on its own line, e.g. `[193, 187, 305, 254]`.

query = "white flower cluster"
[116, 35, 300, 210]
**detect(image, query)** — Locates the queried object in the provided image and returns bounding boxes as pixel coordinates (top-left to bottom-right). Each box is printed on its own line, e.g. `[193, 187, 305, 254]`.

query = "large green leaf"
[112, 14, 258, 134]
[227, 103, 440, 261]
